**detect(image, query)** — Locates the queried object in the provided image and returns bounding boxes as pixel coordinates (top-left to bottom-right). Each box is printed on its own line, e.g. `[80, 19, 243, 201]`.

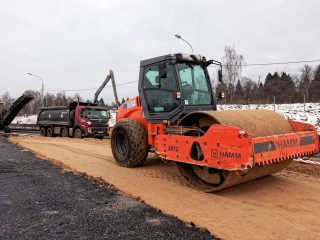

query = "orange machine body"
[117, 96, 319, 171]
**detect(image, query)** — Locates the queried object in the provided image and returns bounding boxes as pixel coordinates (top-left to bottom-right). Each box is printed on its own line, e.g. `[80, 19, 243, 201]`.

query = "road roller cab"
[111, 53, 319, 192]
[137, 53, 222, 123]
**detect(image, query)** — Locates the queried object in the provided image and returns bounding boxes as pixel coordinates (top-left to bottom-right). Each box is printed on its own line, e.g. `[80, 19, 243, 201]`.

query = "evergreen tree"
[99, 97, 105, 106]
[314, 64, 320, 81]
[309, 64, 320, 102]
[280, 72, 295, 103]
[264, 73, 273, 86]
[273, 72, 280, 80]
[259, 82, 263, 88]
[234, 80, 244, 103]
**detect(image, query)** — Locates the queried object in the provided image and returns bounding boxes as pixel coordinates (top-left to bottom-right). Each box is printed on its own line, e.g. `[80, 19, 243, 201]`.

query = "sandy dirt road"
[9, 136, 320, 240]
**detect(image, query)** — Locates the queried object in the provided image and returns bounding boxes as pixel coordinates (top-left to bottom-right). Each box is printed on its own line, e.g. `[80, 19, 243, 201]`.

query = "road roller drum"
[168, 109, 319, 192]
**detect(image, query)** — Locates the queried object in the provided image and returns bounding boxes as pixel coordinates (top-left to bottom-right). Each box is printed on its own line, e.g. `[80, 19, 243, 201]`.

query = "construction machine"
[93, 70, 120, 108]
[0, 93, 34, 132]
[110, 53, 319, 192]
[36, 70, 119, 138]
[37, 102, 109, 138]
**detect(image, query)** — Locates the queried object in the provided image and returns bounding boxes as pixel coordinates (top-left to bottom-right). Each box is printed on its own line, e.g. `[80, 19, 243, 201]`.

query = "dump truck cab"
[138, 53, 221, 123]
[71, 103, 110, 138]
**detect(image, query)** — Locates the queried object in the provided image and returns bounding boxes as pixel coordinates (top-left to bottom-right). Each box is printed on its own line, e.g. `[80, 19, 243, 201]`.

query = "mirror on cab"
[218, 69, 222, 82]
[218, 92, 225, 100]
[79, 109, 86, 118]
[158, 62, 167, 79]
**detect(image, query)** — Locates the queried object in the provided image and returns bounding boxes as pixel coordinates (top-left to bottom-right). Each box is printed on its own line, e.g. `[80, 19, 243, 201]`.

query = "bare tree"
[242, 77, 255, 104]
[22, 90, 41, 115]
[299, 65, 313, 102]
[73, 92, 83, 102]
[54, 92, 68, 106]
[1, 92, 15, 109]
[222, 45, 245, 103]
[44, 92, 56, 107]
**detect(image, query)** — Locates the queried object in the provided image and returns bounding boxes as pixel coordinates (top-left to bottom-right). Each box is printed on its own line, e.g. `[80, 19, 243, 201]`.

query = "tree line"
[215, 46, 320, 104]
[0, 89, 128, 116]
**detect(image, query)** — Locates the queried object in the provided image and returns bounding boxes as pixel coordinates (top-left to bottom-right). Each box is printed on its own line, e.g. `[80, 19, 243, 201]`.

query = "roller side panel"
[155, 124, 319, 171]
[155, 125, 253, 170]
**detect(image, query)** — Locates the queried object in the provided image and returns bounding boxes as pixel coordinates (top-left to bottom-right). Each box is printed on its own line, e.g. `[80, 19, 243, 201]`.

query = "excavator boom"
[0, 93, 33, 130]
[93, 70, 119, 108]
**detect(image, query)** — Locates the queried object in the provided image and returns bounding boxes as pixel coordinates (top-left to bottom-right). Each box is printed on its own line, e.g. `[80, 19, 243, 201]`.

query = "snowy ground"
[13, 115, 37, 125]
[12, 103, 320, 134]
[218, 102, 320, 134]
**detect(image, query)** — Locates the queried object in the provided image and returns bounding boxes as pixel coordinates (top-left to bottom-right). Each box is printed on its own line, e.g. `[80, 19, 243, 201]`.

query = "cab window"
[142, 62, 180, 113]
[177, 63, 212, 105]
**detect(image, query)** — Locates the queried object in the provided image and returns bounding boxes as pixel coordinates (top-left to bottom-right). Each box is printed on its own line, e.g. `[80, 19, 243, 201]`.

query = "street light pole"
[175, 34, 194, 53]
[28, 73, 44, 106]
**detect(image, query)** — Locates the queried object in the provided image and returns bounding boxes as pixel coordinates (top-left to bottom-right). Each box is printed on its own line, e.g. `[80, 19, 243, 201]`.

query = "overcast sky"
[1, 0, 320, 103]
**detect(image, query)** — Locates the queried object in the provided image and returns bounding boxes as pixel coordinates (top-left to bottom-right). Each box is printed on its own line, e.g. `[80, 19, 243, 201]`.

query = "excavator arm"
[0, 93, 34, 130]
[93, 70, 119, 108]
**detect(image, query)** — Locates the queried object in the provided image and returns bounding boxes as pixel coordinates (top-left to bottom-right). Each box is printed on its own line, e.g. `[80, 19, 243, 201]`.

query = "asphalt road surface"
[0, 137, 217, 240]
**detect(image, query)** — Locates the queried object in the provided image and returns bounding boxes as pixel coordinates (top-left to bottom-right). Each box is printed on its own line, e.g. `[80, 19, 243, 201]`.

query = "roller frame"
[153, 121, 319, 171]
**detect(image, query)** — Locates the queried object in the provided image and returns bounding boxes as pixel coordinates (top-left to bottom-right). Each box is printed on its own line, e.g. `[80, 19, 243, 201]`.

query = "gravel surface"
[0, 137, 217, 240]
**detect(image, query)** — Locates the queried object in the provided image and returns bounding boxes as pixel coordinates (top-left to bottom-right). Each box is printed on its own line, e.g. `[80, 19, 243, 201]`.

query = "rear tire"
[111, 118, 148, 167]
[40, 127, 47, 136]
[47, 127, 53, 137]
[61, 127, 68, 137]
[73, 128, 82, 138]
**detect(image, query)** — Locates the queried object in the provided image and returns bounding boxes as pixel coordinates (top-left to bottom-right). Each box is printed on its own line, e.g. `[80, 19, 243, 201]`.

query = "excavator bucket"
[155, 110, 319, 192]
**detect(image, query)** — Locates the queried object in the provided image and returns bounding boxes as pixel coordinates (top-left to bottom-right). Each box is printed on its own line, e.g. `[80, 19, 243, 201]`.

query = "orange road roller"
[111, 53, 319, 192]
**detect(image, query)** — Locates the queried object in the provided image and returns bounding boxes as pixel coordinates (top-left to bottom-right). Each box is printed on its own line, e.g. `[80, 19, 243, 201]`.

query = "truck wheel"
[111, 118, 148, 167]
[40, 127, 47, 136]
[47, 127, 53, 137]
[74, 128, 82, 138]
[61, 127, 68, 137]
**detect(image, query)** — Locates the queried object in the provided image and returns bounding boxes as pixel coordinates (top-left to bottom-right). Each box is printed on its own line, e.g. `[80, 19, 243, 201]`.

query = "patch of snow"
[12, 115, 37, 124]
[108, 110, 117, 127]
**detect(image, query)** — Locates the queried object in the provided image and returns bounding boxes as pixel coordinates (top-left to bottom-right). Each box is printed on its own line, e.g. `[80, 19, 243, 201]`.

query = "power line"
[45, 59, 320, 92]
[215, 59, 320, 67]
[46, 80, 138, 92]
